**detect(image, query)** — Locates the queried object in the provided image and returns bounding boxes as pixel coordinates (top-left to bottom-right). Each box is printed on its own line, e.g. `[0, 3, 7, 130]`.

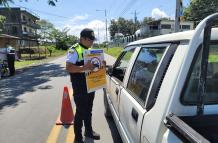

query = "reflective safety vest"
[69, 43, 91, 95]
[71, 43, 91, 65]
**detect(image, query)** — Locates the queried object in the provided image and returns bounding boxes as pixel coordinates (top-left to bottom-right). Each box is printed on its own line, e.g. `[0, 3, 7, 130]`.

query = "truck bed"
[180, 115, 218, 142]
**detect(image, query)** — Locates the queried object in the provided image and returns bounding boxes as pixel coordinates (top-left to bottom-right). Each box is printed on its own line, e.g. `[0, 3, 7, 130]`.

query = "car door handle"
[131, 108, 138, 122]
[115, 88, 119, 95]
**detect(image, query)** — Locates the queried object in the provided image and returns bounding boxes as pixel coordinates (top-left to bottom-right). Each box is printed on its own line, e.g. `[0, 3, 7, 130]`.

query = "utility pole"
[175, 0, 182, 32]
[134, 10, 138, 24]
[96, 9, 108, 43]
[105, 9, 108, 43]
[131, 10, 139, 32]
[98, 27, 100, 48]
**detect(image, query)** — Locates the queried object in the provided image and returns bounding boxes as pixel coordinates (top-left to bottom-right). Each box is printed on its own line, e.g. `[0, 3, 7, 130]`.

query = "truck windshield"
[182, 42, 218, 105]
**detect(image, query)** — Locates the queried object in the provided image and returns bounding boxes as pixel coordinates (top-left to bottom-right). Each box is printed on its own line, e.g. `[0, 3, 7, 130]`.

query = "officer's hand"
[84, 61, 94, 71]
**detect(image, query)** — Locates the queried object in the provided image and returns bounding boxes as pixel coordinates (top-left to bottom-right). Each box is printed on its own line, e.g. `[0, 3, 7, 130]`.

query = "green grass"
[15, 49, 67, 69]
[101, 47, 123, 58]
[15, 46, 123, 69]
[209, 55, 218, 62]
[49, 49, 67, 57]
[15, 60, 39, 69]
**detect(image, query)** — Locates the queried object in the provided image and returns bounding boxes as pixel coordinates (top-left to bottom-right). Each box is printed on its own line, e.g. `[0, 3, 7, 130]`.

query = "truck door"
[109, 48, 135, 117]
[162, 13, 218, 143]
[119, 44, 170, 143]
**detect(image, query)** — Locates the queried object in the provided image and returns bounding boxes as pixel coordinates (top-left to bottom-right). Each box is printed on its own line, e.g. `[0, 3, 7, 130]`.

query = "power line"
[110, 0, 126, 18]
[13, 3, 71, 19]
[119, 0, 138, 18]
[108, 0, 117, 17]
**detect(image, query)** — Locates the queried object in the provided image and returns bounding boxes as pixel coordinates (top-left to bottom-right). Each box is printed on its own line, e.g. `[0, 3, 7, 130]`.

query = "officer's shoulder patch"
[71, 43, 79, 49]
[68, 43, 79, 54]
[68, 48, 76, 54]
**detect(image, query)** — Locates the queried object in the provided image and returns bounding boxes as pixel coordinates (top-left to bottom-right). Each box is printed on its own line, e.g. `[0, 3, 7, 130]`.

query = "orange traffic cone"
[56, 86, 74, 125]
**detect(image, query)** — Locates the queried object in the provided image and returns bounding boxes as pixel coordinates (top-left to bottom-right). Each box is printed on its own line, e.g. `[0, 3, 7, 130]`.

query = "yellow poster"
[84, 49, 106, 93]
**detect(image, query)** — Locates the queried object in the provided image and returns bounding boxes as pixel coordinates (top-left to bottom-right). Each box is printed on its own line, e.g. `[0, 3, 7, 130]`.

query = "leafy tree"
[38, 23, 78, 51]
[109, 17, 140, 40]
[37, 19, 54, 41]
[47, 0, 57, 6]
[184, 0, 218, 25]
[0, 0, 57, 7]
[0, 15, 6, 33]
[0, 0, 12, 7]
[141, 17, 154, 26]
[50, 28, 78, 50]
[109, 19, 118, 40]
[47, 45, 55, 56]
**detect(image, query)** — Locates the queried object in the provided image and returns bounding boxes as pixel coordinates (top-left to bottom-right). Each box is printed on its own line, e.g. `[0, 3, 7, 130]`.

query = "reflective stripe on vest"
[74, 44, 91, 62]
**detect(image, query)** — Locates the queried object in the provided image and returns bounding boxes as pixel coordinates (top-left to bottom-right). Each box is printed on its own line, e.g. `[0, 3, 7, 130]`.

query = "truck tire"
[103, 88, 112, 118]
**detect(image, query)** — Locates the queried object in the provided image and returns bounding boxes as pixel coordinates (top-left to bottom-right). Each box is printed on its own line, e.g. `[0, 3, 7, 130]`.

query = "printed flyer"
[84, 49, 106, 93]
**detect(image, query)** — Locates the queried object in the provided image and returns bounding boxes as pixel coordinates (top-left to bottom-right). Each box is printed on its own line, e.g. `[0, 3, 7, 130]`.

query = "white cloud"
[55, 15, 108, 43]
[151, 8, 169, 20]
[69, 14, 89, 24]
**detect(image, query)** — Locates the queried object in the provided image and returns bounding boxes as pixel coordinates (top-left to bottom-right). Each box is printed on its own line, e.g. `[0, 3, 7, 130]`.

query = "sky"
[8, 0, 190, 42]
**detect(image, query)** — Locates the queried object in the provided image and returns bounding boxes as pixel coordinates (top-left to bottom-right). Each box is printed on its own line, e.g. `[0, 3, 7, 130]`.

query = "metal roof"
[0, 34, 20, 39]
[127, 28, 218, 46]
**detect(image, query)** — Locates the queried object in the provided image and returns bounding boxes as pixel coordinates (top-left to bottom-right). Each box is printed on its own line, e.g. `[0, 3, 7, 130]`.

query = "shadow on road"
[105, 116, 123, 143]
[0, 63, 67, 111]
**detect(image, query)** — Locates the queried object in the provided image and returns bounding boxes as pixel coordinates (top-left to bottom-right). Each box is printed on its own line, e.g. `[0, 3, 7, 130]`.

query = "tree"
[141, 17, 154, 26]
[0, 0, 57, 7]
[37, 21, 78, 51]
[184, 0, 218, 25]
[37, 19, 54, 41]
[47, 0, 57, 6]
[50, 28, 78, 50]
[109, 19, 118, 40]
[109, 17, 140, 40]
[47, 45, 55, 56]
[0, 15, 6, 33]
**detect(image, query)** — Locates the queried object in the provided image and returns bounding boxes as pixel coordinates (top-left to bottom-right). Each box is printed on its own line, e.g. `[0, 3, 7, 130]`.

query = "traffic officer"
[66, 28, 100, 143]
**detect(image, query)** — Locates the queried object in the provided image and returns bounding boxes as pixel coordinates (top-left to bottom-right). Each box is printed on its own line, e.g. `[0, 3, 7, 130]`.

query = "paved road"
[0, 54, 121, 143]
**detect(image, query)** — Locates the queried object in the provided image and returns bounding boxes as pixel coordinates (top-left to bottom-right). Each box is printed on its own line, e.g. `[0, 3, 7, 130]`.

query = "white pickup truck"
[104, 13, 218, 143]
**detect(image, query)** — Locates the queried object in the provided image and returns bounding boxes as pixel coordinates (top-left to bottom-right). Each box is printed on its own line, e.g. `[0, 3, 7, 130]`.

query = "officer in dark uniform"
[6, 45, 15, 76]
[66, 28, 100, 143]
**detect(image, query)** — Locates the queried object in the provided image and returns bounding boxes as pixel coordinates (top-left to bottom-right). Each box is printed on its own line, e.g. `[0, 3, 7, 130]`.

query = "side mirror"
[106, 65, 113, 76]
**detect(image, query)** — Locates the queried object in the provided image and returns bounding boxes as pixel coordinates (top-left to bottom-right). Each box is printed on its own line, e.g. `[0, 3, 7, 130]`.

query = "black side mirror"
[106, 65, 113, 76]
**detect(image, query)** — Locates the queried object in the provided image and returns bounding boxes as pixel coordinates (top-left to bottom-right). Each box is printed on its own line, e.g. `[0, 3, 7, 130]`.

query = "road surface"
[0, 53, 121, 143]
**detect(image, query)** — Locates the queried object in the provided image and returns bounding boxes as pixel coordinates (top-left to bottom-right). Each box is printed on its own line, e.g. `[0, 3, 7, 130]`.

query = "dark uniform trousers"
[7, 53, 15, 76]
[71, 72, 95, 140]
[73, 91, 95, 140]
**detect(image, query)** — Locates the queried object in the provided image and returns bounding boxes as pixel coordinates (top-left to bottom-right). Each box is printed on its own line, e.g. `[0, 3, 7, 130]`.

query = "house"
[139, 20, 194, 38]
[116, 20, 194, 46]
[0, 7, 40, 47]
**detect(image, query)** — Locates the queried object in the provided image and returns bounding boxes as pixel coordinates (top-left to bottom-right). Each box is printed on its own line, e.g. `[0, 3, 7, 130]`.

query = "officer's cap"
[80, 28, 96, 41]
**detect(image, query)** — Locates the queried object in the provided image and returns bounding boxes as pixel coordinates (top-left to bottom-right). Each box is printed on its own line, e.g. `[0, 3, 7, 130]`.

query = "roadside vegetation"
[15, 48, 66, 69]
[101, 46, 123, 58]
[14, 19, 77, 69]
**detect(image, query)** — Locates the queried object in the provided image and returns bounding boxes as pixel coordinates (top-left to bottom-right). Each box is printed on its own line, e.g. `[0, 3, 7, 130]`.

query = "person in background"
[6, 44, 15, 76]
[66, 28, 100, 143]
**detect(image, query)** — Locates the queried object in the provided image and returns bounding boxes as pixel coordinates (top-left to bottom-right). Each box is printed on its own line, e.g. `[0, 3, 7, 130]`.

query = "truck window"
[182, 42, 218, 105]
[113, 48, 135, 82]
[127, 47, 167, 104]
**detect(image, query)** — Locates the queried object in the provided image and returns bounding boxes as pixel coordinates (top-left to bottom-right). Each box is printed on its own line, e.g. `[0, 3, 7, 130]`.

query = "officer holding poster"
[66, 28, 103, 143]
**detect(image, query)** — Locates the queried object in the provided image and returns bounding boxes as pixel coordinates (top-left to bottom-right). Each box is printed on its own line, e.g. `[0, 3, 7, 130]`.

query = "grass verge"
[15, 49, 67, 69]
[101, 47, 123, 58]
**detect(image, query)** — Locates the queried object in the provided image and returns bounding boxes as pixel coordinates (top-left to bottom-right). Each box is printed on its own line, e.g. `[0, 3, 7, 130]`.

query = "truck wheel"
[103, 88, 112, 118]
